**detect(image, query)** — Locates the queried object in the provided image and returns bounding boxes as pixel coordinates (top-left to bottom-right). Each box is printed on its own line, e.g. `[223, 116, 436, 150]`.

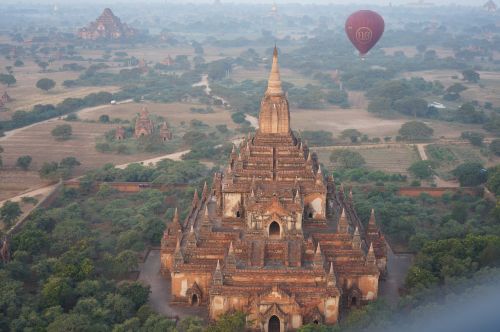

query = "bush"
[399, 121, 433, 140]
[461, 131, 484, 146]
[16, 155, 32, 170]
[51, 124, 72, 140]
[36, 78, 56, 92]
[490, 139, 500, 156]
[452, 162, 487, 187]
[330, 150, 366, 169]
[408, 160, 434, 179]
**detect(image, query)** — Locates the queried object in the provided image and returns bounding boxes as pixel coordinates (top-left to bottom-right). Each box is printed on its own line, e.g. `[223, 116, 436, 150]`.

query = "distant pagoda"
[484, 0, 497, 11]
[78, 8, 137, 41]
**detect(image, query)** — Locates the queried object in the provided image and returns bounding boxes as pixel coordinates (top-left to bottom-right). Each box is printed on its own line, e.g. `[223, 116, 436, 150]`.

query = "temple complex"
[134, 107, 155, 138]
[160, 48, 386, 331]
[78, 8, 137, 41]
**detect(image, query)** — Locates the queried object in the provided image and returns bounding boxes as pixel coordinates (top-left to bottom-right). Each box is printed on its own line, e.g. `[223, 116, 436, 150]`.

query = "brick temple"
[78, 8, 137, 41]
[134, 107, 155, 138]
[160, 47, 386, 331]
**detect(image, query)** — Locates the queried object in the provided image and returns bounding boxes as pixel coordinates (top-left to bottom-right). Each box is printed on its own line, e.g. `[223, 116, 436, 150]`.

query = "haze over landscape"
[0, 0, 499, 331]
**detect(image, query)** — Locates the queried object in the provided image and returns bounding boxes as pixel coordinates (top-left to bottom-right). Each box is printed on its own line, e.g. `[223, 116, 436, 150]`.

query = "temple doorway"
[269, 221, 280, 238]
[268, 315, 280, 332]
[191, 294, 198, 306]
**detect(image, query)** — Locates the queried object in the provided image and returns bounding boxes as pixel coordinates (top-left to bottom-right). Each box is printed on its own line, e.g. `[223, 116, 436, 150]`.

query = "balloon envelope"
[345, 10, 385, 56]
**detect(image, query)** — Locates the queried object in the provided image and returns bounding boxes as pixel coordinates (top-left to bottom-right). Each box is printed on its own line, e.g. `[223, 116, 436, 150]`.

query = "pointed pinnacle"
[229, 241, 234, 254]
[315, 242, 322, 255]
[369, 208, 376, 225]
[216, 259, 221, 271]
[329, 262, 334, 275]
[190, 225, 194, 233]
[173, 207, 179, 223]
[175, 236, 181, 252]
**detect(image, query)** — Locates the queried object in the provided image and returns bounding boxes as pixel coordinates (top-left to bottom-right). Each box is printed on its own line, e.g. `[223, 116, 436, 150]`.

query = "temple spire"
[266, 46, 283, 96]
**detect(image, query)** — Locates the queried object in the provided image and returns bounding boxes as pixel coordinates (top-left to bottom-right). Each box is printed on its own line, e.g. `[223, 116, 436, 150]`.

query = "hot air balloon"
[345, 10, 385, 58]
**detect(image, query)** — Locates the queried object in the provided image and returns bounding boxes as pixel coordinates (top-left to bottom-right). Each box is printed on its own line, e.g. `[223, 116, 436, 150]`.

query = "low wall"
[397, 186, 482, 198]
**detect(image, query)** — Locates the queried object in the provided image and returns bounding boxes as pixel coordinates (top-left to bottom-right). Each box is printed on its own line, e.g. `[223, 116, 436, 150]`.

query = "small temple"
[160, 122, 173, 141]
[1, 91, 12, 104]
[160, 47, 386, 331]
[77, 8, 137, 41]
[134, 107, 155, 138]
[115, 126, 126, 140]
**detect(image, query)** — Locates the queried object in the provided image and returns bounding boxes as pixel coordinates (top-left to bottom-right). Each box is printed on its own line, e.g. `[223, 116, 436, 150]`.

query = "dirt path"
[115, 149, 191, 169]
[138, 250, 208, 320]
[378, 242, 413, 305]
[416, 143, 429, 160]
[414, 143, 459, 187]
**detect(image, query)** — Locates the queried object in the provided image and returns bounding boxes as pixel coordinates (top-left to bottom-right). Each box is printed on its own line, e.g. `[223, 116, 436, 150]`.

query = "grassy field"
[382, 46, 455, 58]
[426, 143, 499, 179]
[400, 69, 500, 107]
[77, 101, 237, 129]
[0, 58, 120, 119]
[0, 169, 48, 201]
[315, 145, 420, 175]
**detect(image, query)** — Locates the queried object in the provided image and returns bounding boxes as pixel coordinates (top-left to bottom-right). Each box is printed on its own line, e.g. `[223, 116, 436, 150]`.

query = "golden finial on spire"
[266, 46, 283, 96]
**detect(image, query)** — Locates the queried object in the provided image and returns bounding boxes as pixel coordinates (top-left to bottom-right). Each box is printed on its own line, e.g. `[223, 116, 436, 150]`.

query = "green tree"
[14, 59, 24, 67]
[0, 145, 4, 168]
[393, 97, 429, 118]
[399, 121, 433, 140]
[340, 128, 362, 143]
[461, 131, 484, 146]
[16, 155, 32, 170]
[99, 114, 110, 123]
[205, 311, 246, 332]
[113, 250, 138, 276]
[51, 124, 72, 140]
[408, 160, 434, 179]
[489, 139, 500, 156]
[41, 277, 73, 308]
[452, 162, 487, 186]
[36, 78, 56, 92]
[60, 157, 81, 170]
[39, 161, 60, 180]
[462, 69, 480, 83]
[486, 166, 500, 195]
[330, 149, 366, 169]
[0, 200, 22, 228]
[0, 73, 16, 86]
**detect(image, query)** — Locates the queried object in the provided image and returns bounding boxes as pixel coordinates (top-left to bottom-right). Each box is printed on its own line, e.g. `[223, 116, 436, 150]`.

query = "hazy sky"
[4, 0, 489, 6]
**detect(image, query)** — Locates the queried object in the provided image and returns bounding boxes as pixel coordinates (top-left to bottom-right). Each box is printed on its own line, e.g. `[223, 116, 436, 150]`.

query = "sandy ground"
[137, 247, 412, 316]
[378, 242, 413, 305]
[115, 149, 190, 169]
[138, 250, 208, 320]
[77, 101, 237, 129]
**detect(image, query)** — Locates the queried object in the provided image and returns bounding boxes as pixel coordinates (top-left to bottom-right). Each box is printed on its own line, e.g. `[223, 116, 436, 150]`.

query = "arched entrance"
[269, 221, 280, 238]
[268, 315, 280, 332]
[191, 294, 199, 306]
